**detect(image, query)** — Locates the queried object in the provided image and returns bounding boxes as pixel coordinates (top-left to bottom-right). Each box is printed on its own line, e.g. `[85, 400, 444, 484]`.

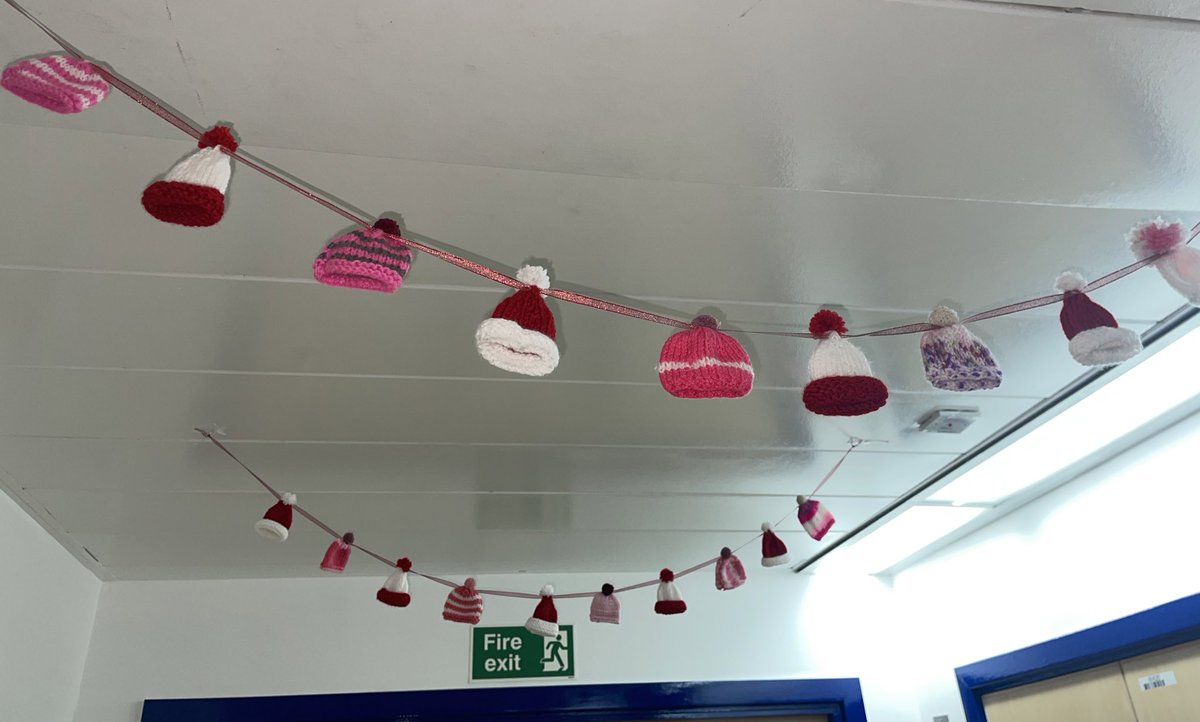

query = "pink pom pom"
[809, 309, 848, 337]
[659, 568, 675, 582]
[464, 577, 476, 591]
[1129, 219, 1185, 258]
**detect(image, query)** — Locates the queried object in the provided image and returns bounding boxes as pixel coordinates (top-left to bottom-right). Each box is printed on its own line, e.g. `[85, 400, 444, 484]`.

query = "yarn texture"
[802, 310, 889, 416]
[524, 585, 559, 638]
[1128, 219, 1200, 305]
[920, 305, 1003, 391]
[1056, 273, 1142, 366]
[376, 557, 413, 607]
[589, 584, 621, 624]
[476, 265, 560, 376]
[313, 218, 414, 293]
[654, 568, 687, 615]
[443, 578, 484, 624]
[141, 125, 238, 227]
[656, 315, 754, 398]
[715, 547, 748, 590]
[1, 55, 108, 113]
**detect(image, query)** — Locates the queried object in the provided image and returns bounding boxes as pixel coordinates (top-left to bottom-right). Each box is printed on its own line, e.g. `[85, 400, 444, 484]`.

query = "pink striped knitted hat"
[656, 316, 754, 398]
[313, 218, 414, 293]
[2, 55, 109, 114]
[797, 496, 835, 541]
[443, 578, 484, 625]
[715, 547, 747, 591]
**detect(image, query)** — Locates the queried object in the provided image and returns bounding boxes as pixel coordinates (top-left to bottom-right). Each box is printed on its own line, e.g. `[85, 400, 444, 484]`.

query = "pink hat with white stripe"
[656, 316, 754, 398]
[443, 578, 484, 625]
[2, 55, 109, 114]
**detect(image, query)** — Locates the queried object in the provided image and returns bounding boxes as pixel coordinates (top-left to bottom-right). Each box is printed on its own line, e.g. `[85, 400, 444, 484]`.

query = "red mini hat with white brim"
[476, 266, 560, 376]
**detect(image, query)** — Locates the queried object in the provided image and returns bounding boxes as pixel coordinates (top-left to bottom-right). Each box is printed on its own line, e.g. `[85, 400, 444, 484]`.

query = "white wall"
[73, 566, 918, 722]
[0, 491, 101, 722]
[892, 409, 1200, 722]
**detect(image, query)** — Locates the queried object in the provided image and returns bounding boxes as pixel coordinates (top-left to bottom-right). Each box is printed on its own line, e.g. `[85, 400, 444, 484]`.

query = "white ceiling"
[0, 0, 1196, 580]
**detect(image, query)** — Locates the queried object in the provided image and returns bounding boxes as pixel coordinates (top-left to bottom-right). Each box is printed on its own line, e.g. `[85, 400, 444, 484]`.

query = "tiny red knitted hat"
[760, 522, 790, 567]
[254, 492, 295, 541]
[1055, 272, 1141, 367]
[525, 584, 559, 638]
[142, 125, 238, 227]
[654, 568, 687, 615]
[802, 310, 888, 416]
[475, 265, 560, 376]
[376, 557, 413, 608]
[320, 532, 354, 573]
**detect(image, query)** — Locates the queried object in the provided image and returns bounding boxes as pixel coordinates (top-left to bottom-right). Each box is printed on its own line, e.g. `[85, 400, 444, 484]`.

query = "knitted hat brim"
[253, 519, 289, 541]
[442, 611, 482, 624]
[802, 517, 835, 541]
[761, 554, 791, 568]
[141, 181, 226, 227]
[589, 612, 620, 624]
[803, 376, 889, 416]
[716, 576, 746, 591]
[525, 617, 559, 637]
[1068, 327, 1142, 367]
[658, 362, 754, 399]
[927, 369, 1003, 392]
[376, 589, 412, 607]
[476, 318, 560, 376]
[313, 258, 403, 293]
[654, 600, 687, 615]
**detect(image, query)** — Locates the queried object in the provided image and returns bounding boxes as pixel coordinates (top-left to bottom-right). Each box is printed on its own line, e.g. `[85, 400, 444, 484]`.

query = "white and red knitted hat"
[443, 578, 484, 625]
[654, 568, 687, 615]
[656, 315, 754, 398]
[760, 523, 790, 567]
[525, 584, 559, 637]
[476, 266, 559, 376]
[376, 557, 413, 608]
[254, 492, 295, 541]
[589, 583, 620, 624]
[797, 496, 835, 541]
[803, 310, 889, 416]
[715, 547, 747, 591]
[142, 125, 238, 227]
[1, 55, 109, 114]
[1129, 218, 1200, 305]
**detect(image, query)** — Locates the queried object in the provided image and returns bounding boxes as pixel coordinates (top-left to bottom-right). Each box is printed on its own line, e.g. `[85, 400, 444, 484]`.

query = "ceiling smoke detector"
[917, 408, 980, 434]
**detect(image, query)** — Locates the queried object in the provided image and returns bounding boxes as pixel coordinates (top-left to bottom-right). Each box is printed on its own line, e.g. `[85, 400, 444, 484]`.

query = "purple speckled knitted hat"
[919, 306, 1002, 392]
[313, 218, 413, 293]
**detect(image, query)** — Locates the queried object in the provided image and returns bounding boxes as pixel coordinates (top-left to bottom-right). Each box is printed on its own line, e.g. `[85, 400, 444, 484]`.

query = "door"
[1119, 638, 1200, 722]
[981, 663, 1137, 722]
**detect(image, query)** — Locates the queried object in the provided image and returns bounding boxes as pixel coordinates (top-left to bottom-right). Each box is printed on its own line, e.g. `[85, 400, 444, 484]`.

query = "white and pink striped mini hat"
[443, 578, 484, 625]
[2, 54, 109, 114]
[656, 315, 754, 398]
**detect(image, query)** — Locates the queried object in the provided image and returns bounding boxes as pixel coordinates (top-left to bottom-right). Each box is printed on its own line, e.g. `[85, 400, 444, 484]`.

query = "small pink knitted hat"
[589, 583, 620, 624]
[313, 218, 414, 293]
[715, 547, 747, 591]
[320, 533, 354, 573]
[797, 496, 835, 541]
[443, 578, 484, 624]
[2, 55, 109, 113]
[656, 316, 754, 398]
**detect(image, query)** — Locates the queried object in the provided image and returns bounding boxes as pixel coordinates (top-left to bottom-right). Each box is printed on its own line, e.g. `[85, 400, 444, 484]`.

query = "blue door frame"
[142, 678, 867, 722]
[955, 592, 1200, 722]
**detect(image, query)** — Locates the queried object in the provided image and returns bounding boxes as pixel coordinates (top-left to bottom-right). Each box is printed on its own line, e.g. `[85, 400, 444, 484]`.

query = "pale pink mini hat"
[589, 583, 620, 624]
[715, 547, 747, 590]
[797, 496, 835, 541]
[2, 55, 109, 114]
[320, 533, 354, 572]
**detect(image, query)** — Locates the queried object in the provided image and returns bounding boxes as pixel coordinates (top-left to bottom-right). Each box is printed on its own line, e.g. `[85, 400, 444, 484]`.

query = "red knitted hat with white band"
[254, 492, 295, 541]
[141, 125, 238, 227]
[802, 310, 889, 416]
[653, 568, 687, 615]
[524, 585, 559, 638]
[1055, 272, 1142, 367]
[376, 558, 413, 608]
[475, 265, 560, 376]
[760, 522, 790, 567]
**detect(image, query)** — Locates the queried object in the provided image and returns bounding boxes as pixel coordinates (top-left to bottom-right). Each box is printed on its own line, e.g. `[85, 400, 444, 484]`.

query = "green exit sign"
[470, 625, 575, 681]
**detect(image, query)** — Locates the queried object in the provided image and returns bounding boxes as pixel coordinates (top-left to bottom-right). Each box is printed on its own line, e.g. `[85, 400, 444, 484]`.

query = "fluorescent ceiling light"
[821, 505, 985, 574]
[930, 323, 1200, 505]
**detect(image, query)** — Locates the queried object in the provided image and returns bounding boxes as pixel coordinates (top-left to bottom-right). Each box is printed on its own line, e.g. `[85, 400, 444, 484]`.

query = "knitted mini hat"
[525, 585, 559, 638]
[760, 523, 790, 567]
[376, 557, 413, 608]
[142, 125, 239, 227]
[320, 532, 354, 573]
[1, 55, 109, 113]
[654, 568, 687, 615]
[1129, 218, 1200, 306]
[797, 496, 835, 541]
[656, 316, 754, 398]
[476, 265, 559, 376]
[589, 583, 620, 624]
[443, 578, 484, 625]
[715, 547, 747, 591]
[1055, 272, 1142, 367]
[313, 218, 414, 293]
[920, 306, 1003, 392]
[254, 492, 295, 541]
[803, 310, 889, 416]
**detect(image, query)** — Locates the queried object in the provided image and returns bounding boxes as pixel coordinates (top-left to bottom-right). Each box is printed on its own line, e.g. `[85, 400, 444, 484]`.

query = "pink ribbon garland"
[196, 428, 859, 600]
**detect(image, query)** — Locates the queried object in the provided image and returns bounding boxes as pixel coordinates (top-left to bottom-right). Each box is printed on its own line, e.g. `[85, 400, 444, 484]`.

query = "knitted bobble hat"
[797, 496, 835, 541]
[589, 583, 620, 624]
[142, 125, 238, 227]
[313, 218, 414, 293]
[475, 265, 560, 376]
[2, 55, 109, 113]
[656, 315, 754, 398]
[320, 532, 354, 573]
[715, 547, 747, 591]
[443, 578, 484, 625]
[525, 585, 559, 638]
[1055, 272, 1142, 367]
[760, 522, 790, 567]
[254, 492, 296, 541]
[376, 557, 413, 608]
[803, 310, 889, 416]
[1129, 218, 1200, 305]
[654, 568, 687, 615]
[920, 306, 1003, 392]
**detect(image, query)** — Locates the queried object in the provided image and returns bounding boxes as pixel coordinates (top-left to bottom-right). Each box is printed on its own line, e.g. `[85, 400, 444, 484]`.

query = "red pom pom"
[659, 568, 675, 582]
[720, 546, 732, 559]
[373, 218, 401, 236]
[396, 557, 412, 572]
[809, 309, 848, 337]
[197, 125, 238, 152]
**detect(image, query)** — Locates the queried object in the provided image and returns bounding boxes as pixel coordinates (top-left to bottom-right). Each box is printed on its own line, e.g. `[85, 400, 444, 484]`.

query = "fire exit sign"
[470, 625, 575, 681]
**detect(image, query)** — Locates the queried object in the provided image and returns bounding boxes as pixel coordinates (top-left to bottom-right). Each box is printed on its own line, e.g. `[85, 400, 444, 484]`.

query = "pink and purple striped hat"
[2, 55, 109, 114]
[313, 218, 413, 293]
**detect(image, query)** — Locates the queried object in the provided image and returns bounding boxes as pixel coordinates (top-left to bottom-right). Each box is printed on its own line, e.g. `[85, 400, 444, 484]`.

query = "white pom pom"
[928, 305, 960, 327]
[1055, 271, 1087, 293]
[540, 584, 554, 596]
[516, 265, 550, 289]
[281, 492, 296, 506]
[761, 522, 772, 532]
[795, 495, 807, 505]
